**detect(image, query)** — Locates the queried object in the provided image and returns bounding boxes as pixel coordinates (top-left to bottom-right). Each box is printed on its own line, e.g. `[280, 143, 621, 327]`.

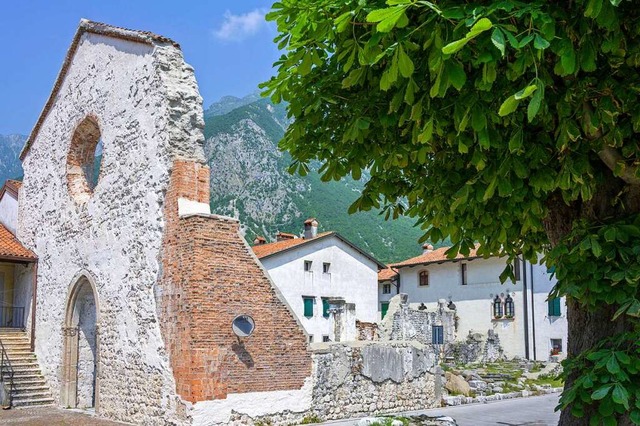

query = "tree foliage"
[262, 1, 640, 423]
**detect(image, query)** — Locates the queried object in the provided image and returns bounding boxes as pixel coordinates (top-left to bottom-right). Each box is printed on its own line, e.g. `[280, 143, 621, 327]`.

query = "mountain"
[204, 97, 425, 263]
[0, 134, 25, 183]
[204, 92, 262, 119]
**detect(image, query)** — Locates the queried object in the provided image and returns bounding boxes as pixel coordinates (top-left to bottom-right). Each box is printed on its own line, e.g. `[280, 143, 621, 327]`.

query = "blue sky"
[0, 0, 280, 135]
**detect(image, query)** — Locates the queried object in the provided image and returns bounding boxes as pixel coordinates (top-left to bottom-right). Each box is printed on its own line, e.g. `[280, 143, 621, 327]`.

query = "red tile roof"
[0, 180, 22, 200]
[378, 267, 398, 281]
[252, 232, 333, 258]
[0, 223, 36, 262]
[251, 231, 387, 269]
[391, 245, 480, 268]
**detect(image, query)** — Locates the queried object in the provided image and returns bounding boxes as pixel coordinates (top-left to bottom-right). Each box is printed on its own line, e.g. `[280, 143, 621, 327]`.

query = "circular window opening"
[67, 117, 103, 203]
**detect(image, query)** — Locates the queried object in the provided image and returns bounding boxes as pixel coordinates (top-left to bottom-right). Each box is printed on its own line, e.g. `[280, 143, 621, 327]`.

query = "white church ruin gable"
[18, 20, 206, 424]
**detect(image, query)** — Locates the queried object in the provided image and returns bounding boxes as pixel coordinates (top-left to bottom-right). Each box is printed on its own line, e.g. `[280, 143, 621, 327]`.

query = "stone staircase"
[0, 328, 54, 407]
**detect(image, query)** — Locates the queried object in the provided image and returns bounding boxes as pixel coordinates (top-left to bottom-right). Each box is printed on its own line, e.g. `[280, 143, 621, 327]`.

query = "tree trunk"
[558, 300, 633, 426]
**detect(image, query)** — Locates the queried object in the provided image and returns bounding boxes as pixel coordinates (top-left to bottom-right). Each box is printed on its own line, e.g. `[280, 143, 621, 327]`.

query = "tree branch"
[582, 102, 640, 186]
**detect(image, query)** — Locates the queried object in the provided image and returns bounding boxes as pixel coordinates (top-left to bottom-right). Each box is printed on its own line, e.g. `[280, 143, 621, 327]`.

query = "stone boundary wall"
[212, 341, 441, 426]
[443, 386, 563, 406]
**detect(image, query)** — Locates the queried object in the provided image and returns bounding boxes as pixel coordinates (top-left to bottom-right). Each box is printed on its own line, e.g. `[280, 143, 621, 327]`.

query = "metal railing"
[0, 337, 14, 407]
[0, 307, 25, 329]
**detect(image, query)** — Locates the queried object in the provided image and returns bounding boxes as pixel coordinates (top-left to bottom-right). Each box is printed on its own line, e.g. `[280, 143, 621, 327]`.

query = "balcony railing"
[0, 307, 25, 329]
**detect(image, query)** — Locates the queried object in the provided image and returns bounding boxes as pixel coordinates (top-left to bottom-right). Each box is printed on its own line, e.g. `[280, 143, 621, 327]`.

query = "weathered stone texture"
[159, 160, 310, 402]
[18, 29, 205, 424]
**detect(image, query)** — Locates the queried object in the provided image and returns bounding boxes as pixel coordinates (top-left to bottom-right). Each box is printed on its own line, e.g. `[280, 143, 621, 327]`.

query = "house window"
[548, 297, 562, 317]
[505, 295, 515, 318]
[322, 298, 330, 318]
[322, 335, 330, 342]
[493, 295, 503, 318]
[382, 283, 391, 294]
[304, 260, 312, 272]
[461, 263, 467, 285]
[323, 262, 331, 273]
[381, 302, 390, 319]
[432, 325, 444, 344]
[419, 270, 429, 286]
[514, 258, 521, 281]
[551, 338, 563, 355]
[303, 297, 314, 317]
[308, 335, 314, 343]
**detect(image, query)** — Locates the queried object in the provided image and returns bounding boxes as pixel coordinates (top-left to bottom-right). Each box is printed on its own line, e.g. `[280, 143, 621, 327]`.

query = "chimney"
[253, 236, 267, 245]
[276, 232, 296, 242]
[422, 243, 434, 254]
[303, 218, 318, 239]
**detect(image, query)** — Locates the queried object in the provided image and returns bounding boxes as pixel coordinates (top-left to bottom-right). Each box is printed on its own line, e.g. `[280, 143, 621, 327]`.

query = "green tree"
[263, 0, 640, 424]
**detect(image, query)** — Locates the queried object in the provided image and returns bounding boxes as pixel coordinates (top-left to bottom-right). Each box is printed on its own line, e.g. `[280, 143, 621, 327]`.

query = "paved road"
[322, 393, 560, 426]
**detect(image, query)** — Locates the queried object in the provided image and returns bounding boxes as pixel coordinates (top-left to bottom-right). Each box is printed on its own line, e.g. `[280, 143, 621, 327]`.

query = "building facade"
[379, 245, 568, 361]
[253, 221, 384, 343]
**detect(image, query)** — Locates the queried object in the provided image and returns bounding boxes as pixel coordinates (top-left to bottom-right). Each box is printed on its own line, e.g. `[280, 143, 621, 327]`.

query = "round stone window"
[67, 116, 103, 203]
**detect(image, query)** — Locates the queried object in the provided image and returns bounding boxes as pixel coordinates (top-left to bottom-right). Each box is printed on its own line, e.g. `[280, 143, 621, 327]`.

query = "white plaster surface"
[178, 198, 211, 216]
[0, 190, 18, 234]
[260, 235, 379, 342]
[190, 379, 313, 426]
[18, 29, 205, 424]
[386, 257, 567, 360]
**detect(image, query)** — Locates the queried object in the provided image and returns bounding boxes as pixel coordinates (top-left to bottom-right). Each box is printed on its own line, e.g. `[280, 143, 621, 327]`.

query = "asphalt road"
[322, 393, 561, 426]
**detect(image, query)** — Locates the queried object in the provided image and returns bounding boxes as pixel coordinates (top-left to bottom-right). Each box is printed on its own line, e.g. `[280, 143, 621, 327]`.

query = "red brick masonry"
[159, 160, 310, 402]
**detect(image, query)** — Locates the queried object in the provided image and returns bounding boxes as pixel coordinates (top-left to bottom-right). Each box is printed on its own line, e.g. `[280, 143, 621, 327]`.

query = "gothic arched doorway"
[61, 273, 99, 410]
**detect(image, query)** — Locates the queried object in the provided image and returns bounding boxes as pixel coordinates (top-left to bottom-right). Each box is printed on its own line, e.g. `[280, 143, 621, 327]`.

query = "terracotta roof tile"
[0, 224, 37, 262]
[252, 232, 333, 258]
[391, 244, 480, 268]
[5, 180, 22, 190]
[378, 267, 398, 281]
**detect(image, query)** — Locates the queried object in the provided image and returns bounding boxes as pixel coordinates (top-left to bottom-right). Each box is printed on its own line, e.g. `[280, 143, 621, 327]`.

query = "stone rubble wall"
[18, 31, 205, 425]
[356, 320, 378, 341]
[216, 342, 440, 425]
[444, 330, 506, 364]
[378, 295, 455, 346]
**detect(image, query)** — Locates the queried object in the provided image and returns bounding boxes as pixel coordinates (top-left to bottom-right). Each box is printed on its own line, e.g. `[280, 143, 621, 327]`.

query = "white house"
[379, 244, 567, 361]
[253, 219, 385, 343]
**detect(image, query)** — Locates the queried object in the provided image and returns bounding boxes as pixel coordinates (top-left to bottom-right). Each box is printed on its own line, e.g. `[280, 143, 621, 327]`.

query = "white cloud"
[213, 9, 267, 42]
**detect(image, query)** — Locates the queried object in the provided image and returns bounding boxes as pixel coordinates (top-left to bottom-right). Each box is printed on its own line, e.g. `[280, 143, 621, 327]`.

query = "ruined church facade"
[17, 20, 310, 424]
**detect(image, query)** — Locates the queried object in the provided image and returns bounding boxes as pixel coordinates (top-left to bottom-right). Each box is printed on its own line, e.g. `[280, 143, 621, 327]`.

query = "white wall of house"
[383, 256, 567, 360]
[0, 190, 18, 234]
[260, 236, 379, 343]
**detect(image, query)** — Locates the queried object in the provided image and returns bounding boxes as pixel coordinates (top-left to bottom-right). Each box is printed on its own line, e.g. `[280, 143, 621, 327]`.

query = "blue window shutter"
[381, 302, 389, 319]
[548, 298, 561, 316]
[432, 325, 444, 344]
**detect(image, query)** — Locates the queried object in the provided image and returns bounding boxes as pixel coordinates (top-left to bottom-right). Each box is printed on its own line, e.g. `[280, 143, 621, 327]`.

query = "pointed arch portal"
[61, 273, 100, 410]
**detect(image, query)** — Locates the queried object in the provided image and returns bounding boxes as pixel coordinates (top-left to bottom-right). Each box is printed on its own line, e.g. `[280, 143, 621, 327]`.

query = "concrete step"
[12, 379, 47, 388]
[12, 397, 55, 407]
[4, 373, 46, 381]
[12, 385, 51, 395]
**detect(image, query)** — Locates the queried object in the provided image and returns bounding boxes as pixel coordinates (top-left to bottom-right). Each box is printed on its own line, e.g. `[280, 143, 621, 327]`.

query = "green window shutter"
[381, 302, 389, 319]
[322, 299, 330, 318]
[548, 298, 561, 316]
[303, 297, 314, 317]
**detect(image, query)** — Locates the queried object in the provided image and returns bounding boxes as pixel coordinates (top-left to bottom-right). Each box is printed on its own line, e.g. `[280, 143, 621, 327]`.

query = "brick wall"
[160, 160, 310, 402]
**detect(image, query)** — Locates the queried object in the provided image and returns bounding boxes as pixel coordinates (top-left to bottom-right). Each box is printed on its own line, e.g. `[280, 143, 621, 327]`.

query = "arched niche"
[66, 116, 103, 204]
[61, 272, 100, 410]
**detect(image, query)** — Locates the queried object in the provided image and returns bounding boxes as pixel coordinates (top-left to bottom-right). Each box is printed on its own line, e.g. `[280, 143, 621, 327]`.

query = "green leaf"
[515, 84, 537, 100]
[491, 28, 506, 56]
[499, 95, 521, 116]
[518, 34, 534, 48]
[591, 384, 613, 400]
[483, 175, 498, 200]
[448, 62, 466, 90]
[468, 18, 493, 37]
[534, 35, 550, 50]
[527, 86, 544, 122]
[397, 45, 414, 78]
[442, 38, 469, 55]
[367, 6, 407, 32]
[561, 47, 577, 74]
[606, 355, 620, 374]
[612, 384, 630, 409]
[585, 0, 604, 17]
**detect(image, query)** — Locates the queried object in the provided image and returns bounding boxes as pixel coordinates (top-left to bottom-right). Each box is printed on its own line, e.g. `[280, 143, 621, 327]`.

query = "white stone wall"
[387, 257, 567, 360]
[18, 30, 205, 424]
[0, 191, 18, 234]
[260, 236, 379, 342]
